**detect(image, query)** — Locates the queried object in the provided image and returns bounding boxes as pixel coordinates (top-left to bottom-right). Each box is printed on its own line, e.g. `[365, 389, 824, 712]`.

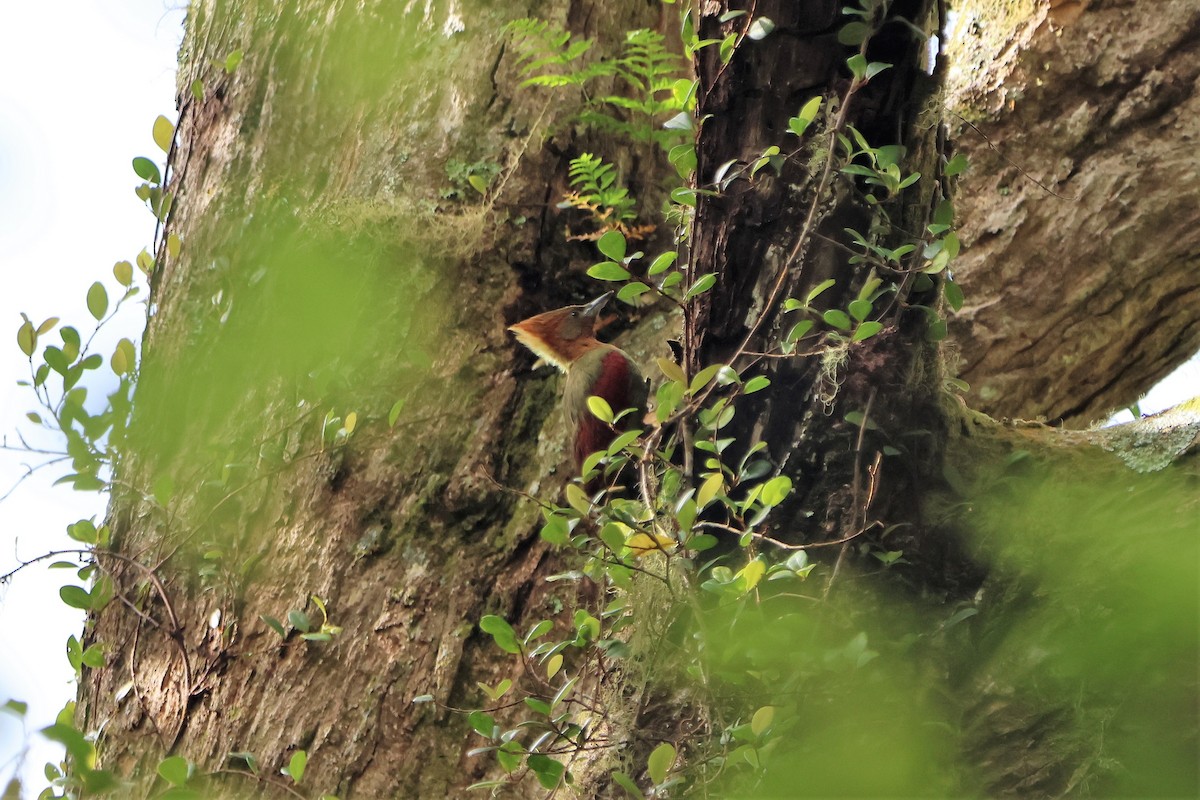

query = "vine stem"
[825, 389, 880, 599]
[728, 69, 868, 370]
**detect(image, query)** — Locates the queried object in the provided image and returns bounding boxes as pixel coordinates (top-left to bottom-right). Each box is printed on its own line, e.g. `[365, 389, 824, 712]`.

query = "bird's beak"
[582, 291, 613, 318]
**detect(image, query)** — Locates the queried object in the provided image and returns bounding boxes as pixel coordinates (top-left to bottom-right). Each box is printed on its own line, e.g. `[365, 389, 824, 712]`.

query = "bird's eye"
[569, 311, 577, 317]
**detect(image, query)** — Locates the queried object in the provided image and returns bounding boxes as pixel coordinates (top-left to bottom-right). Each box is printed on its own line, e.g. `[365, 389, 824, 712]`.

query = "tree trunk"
[61, 0, 1198, 798]
[947, 0, 1200, 425]
[78, 1, 668, 796]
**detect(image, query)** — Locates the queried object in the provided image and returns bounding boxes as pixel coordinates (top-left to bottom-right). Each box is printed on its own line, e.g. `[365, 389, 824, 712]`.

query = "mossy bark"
[69, 1, 1198, 798]
[78, 1, 670, 796]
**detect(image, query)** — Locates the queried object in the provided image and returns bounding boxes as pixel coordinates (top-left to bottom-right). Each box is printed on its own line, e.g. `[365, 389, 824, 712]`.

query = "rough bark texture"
[690, 0, 955, 570]
[63, 0, 1199, 798]
[948, 0, 1200, 425]
[78, 1, 669, 797]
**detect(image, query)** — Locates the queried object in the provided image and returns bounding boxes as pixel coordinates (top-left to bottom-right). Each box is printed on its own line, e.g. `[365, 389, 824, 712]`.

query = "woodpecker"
[509, 292, 646, 470]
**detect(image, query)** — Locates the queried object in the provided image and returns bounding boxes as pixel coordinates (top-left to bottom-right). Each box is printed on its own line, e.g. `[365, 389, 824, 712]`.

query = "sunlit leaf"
[647, 742, 676, 785]
[152, 115, 175, 153]
[157, 756, 191, 786]
[86, 282, 108, 320]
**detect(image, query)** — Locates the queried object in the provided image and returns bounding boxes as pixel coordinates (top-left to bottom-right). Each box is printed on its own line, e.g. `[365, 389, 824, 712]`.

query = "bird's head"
[508, 292, 612, 372]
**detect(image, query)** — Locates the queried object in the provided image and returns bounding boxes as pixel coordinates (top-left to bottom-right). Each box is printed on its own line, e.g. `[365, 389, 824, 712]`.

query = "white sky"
[0, 1, 185, 791]
[0, 1, 1195, 795]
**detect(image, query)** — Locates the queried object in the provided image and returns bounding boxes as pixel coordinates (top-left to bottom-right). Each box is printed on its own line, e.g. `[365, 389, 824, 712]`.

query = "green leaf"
[45, 347, 70, 377]
[540, 514, 569, 545]
[111, 338, 136, 376]
[388, 399, 405, 427]
[848, 298, 872, 321]
[566, 483, 591, 516]
[167, 233, 182, 260]
[287, 610, 311, 632]
[17, 319, 35, 357]
[876, 144, 905, 168]
[786, 319, 814, 343]
[689, 363, 722, 394]
[943, 279, 964, 312]
[587, 395, 614, 424]
[152, 115, 175, 153]
[684, 273, 717, 301]
[751, 705, 775, 736]
[190, 79, 204, 102]
[607, 429, 641, 455]
[926, 319, 948, 342]
[136, 248, 155, 274]
[67, 519, 98, 545]
[846, 53, 867, 79]
[599, 522, 626, 554]
[737, 558, 766, 591]
[857, 276, 883, 302]
[656, 357, 686, 385]
[157, 756, 191, 786]
[852, 321, 884, 342]
[656, 379, 684, 423]
[866, 61, 892, 79]
[743, 375, 770, 394]
[40, 723, 92, 763]
[839, 22, 869, 46]
[943, 231, 961, 260]
[648, 251, 677, 276]
[132, 157, 161, 184]
[468, 710, 496, 738]
[670, 186, 697, 207]
[647, 742, 676, 785]
[113, 261, 134, 287]
[524, 697, 552, 716]
[822, 309, 852, 331]
[922, 249, 950, 274]
[260, 615, 286, 637]
[760, 475, 792, 506]
[933, 198, 954, 227]
[675, 496, 697, 534]
[587, 261, 631, 282]
[597, 230, 627, 262]
[497, 740, 523, 773]
[283, 750, 306, 783]
[467, 174, 488, 195]
[789, 95, 822, 137]
[612, 770, 645, 799]
[719, 32, 736, 64]
[806, 278, 836, 305]
[224, 50, 244, 73]
[696, 473, 723, 509]
[546, 653, 564, 679]
[2, 700, 28, 717]
[668, 144, 696, 178]
[945, 152, 969, 176]
[617, 282, 652, 303]
[479, 615, 521, 654]
[86, 282, 108, 320]
[59, 585, 91, 610]
[527, 754, 565, 790]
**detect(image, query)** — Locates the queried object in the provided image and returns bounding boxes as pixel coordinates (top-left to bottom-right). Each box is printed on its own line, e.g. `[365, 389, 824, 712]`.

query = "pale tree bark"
[79, 0, 670, 797]
[61, 0, 1198, 798]
[947, 0, 1200, 425]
